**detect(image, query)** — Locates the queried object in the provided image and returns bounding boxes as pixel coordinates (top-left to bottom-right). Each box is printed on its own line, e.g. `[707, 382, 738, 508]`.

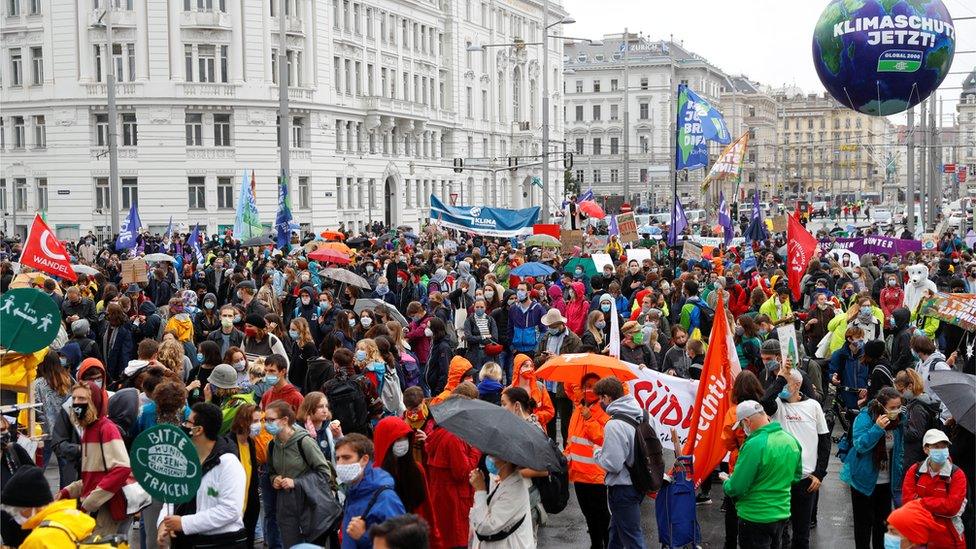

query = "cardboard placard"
[121, 259, 148, 284]
[616, 212, 639, 244]
[777, 324, 801, 366]
[771, 215, 788, 233]
[682, 241, 703, 261]
[591, 253, 613, 273]
[560, 229, 583, 255]
[919, 293, 976, 332]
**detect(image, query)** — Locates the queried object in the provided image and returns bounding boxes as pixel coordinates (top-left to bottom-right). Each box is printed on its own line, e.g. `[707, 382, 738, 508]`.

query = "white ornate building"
[0, 0, 566, 241]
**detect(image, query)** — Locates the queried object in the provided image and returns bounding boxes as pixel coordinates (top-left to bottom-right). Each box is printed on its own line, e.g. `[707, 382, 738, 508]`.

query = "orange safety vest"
[564, 402, 610, 485]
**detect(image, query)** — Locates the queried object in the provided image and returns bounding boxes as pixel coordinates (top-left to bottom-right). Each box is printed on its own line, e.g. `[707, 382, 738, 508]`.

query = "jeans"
[498, 350, 513, 385]
[575, 482, 610, 549]
[787, 477, 816, 549]
[851, 484, 891, 549]
[259, 465, 283, 549]
[738, 518, 788, 549]
[607, 484, 646, 549]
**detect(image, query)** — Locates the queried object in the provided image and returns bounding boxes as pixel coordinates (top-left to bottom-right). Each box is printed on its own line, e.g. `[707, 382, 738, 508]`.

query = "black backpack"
[531, 438, 570, 514]
[692, 301, 715, 337]
[611, 411, 665, 494]
[323, 373, 371, 436]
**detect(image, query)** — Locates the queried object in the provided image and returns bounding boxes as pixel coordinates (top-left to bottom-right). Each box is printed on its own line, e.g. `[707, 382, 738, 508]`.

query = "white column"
[79, 0, 93, 81]
[231, 0, 244, 82]
[336, 119, 344, 151]
[135, 0, 149, 80]
[168, 0, 182, 80]
[304, 0, 315, 86]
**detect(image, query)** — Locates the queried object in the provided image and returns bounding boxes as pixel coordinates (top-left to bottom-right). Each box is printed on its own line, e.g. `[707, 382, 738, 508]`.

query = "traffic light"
[563, 152, 574, 169]
[453, 158, 463, 173]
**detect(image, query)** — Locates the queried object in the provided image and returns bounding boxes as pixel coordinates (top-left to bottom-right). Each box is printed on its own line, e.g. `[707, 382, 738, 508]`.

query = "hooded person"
[564, 281, 591, 336]
[133, 301, 163, 345]
[430, 355, 474, 406]
[165, 296, 196, 343]
[427, 268, 448, 295]
[425, 398, 482, 549]
[51, 358, 111, 487]
[107, 387, 140, 448]
[508, 353, 555, 426]
[889, 307, 915, 374]
[548, 285, 567, 315]
[58, 380, 133, 535]
[293, 285, 324, 345]
[2, 465, 96, 549]
[193, 292, 222, 343]
[455, 261, 477, 300]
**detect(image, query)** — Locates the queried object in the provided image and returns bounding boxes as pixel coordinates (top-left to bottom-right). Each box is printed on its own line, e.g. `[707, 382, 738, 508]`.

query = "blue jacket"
[507, 301, 546, 352]
[840, 408, 905, 505]
[341, 463, 406, 549]
[828, 345, 868, 409]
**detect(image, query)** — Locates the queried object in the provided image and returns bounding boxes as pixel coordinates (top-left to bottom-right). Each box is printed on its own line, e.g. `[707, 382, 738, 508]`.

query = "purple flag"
[608, 213, 620, 237]
[667, 197, 688, 247]
[718, 191, 733, 245]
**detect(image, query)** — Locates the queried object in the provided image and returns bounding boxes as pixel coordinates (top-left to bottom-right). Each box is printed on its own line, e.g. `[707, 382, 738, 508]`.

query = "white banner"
[626, 366, 699, 451]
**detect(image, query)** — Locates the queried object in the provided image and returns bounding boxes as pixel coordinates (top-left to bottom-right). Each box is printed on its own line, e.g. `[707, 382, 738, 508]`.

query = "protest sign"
[817, 236, 921, 256]
[627, 367, 698, 451]
[616, 212, 638, 244]
[920, 234, 938, 252]
[919, 293, 976, 333]
[560, 229, 583, 255]
[777, 324, 801, 366]
[122, 259, 148, 284]
[771, 215, 788, 233]
[625, 248, 652, 265]
[131, 423, 201, 503]
[591, 253, 613, 273]
[0, 288, 61, 353]
[682, 241, 703, 261]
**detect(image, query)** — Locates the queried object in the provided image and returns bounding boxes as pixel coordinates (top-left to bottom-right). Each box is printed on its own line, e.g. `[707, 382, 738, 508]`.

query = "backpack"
[692, 301, 715, 337]
[399, 350, 421, 389]
[379, 366, 406, 417]
[323, 373, 372, 436]
[909, 397, 945, 434]
[531, 438, 570, 514]
[611, 411, 665, 494]
[912, 462, 959, 493]
[219, 393, 255, 436]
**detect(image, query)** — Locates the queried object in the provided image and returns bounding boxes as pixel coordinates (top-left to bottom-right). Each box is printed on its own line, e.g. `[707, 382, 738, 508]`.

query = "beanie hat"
[761, 339, 781, 355]
[244, 313, 266, 329]
[1, 465, 53, 507]
[864, 339, 886, 360]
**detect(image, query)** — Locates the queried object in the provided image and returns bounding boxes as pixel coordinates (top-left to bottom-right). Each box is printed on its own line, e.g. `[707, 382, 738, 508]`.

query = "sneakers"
[695, 494, 712, 505]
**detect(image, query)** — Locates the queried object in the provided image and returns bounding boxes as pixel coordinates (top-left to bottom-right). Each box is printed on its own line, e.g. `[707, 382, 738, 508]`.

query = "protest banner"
[771, 215, 788, 233]
[616, 212, 639, 244]
[0, 288, 60, 354]
[591, 253, 613, 273]
[919, 293, 976, 333]
[627, 367, 698, 451]
[625, 248, 652, 265]
[560, 229, 583, 255]
[682, 241, 703, 261]
[817, 236, 922, 256]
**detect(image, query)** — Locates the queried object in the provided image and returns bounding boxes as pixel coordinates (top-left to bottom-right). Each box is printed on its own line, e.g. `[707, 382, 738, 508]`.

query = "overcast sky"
[561, 0, 976, 125]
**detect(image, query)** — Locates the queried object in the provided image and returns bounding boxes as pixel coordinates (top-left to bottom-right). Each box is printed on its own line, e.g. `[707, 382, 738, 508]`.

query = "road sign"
[944, 163, 956, 174]
[450, 193, 459, 205]
[0, 288, 61, 353]
[131, 423, 201, 503]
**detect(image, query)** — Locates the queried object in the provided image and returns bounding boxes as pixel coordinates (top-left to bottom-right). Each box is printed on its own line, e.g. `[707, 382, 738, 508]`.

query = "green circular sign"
[0, 288, 62, 353]
[130, 423, 201, 504]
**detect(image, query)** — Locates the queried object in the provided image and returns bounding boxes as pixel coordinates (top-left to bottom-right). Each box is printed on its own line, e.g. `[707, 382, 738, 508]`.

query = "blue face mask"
[596, 320, 606, 330]
[601, 304, 611, 313]
[265, 375, 279, 386]
[485, 455, 499, 476]
[883, 533, 902, 549]
[355, 350, 367, 362]
[475, 309, 486, 317]
[765, 359, 780, 372]
[196, 352, 205, 363]
[928, 447, 950, 465]
[264, 420, 282, 436]
[288, 330, 299, 340]
[516, 290, 527, 301]
[778, 388, 792, 400]
[575, 269, 583, 277]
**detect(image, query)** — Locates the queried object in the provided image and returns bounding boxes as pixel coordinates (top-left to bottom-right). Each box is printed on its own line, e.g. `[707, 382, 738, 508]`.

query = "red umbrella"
[578, 200, 605, 219]
[308, 248, 351, 265]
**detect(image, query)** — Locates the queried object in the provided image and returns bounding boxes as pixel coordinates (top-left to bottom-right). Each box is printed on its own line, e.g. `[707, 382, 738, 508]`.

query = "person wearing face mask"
[582, 310, 607, 350]
[722, 399, 803, 549]
[263, 400, 340, 548]
[841, 387, 907, 549]
[804, 291, 837, 357]
[243, 314, 290, 367]
[205, 258, 230, 306]
[910, 335, 952, 416]
[193, 292, 221, 343]
[464, 298, 499, 370]
[228, 404, 269, 547]
[660, 326, 692, 377]
[879, 274, 905, 329]
[900, 429, 968, 549]
[207, 304, 245, 357]
[468, 451, 535, 548]
[259, 355, 304, 412]
[1, 464, 95, 549]
[621, 260, 644, 299]
[829, 325, 870, 408]
[371, 275, 398, 307]
[508, 282, 547, 356]
[287, 318, 317, 393]
[620, 321, 658, 372]
[57, 381, 133, 536]
[156, 402, 248, 548]
[293, 286, 325, 346]
[372, 417, 441, 546]
[336, 433, 407, 549]
[564, 373, 611, 549]
[893, 369, 943, 472]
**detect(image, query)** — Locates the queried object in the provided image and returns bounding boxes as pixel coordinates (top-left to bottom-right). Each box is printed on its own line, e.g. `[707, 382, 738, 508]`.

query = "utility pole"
[907, 106, 916, 235]
[622, 27, 630, 208]
[540, 0, 550, 223]
[920, 99, 928, 228]
[278, 0, 290, 197]
[105, 6, 120, 236]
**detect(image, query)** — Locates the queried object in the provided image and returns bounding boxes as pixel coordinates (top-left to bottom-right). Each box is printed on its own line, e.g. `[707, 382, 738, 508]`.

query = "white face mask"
[335, 462, 363, 484]
[392, 439, 410, 457]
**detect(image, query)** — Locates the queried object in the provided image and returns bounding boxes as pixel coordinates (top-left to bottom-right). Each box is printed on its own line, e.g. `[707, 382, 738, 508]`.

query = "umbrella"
[347, 237, 370, 248]
[241, 235, 274, 248]
[70, 264, 100, 275]
[302, 240, 323, 253]
[397, 225, 413, 232]
[403, 232, 420, 241]
[430, 397, 565, 472]
[929, 370, 976, 434]
[319, 267, 370, 290]
[320, 230, 345, 241]
[143, 253, 176, 263]
[321, 242, 353, 255]
[511, 262, 556, 277]
[308, 248, 351, 265]
[578, 201, 605, 219]
[563, 257, 597, 277]
[638, 225, 662, 235]
[536, 353, 638, 384]
[355, 298, 408, 326]
[525, 234, 561, 248]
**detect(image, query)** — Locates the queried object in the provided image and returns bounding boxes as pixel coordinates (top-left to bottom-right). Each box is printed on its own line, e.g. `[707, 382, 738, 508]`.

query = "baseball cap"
[732, 400, 765, 429]
[922, 429, 950, 447]
[207, 363, 239, 390]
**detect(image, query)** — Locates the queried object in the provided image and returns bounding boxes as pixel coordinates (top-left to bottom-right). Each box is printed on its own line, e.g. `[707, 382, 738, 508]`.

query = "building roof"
[563, 34, 719, 71]
[962, 67, 976, 101]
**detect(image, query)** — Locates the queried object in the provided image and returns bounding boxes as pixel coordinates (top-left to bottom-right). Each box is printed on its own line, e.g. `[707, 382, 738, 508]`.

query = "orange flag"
[680, 293, 741, 487]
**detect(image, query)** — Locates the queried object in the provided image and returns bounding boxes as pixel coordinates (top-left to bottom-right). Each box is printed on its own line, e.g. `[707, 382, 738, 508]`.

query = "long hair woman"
[372, 417, 440, 545]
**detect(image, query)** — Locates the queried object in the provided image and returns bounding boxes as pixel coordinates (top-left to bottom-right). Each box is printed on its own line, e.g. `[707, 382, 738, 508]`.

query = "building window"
[7, 0, 19, 16]
[592, 105, 601, 121]
[610, 104, 619, 120]
[198, 45, 216, 82]
[592, 169, 601, 184]
[185, 113, 203, 145]
[640, 77, 648, 90]
[639, 103, 649, 119]
[12, 116, 24, 148]
[592, 137, 601, 155]
[575, 138, 583, 155]
[94, 178, 109, 210]
[33, 178, 46, 211]
[610, 169, 618, 184]
[610, 79, 618, 91]
[575, 105, 583, 122]
[575, 80, 582, 93]
[481, 90, 488, 121]
[10, 48, 22, 86]
[32, 115, 44, 149]
[575, 169, 584, 183]
[188, 177, 206, 209]
[291, 116, 304, 148]
[336, 177, 343, 208]
[297, 176, 309, 208]
[466, 87, 473, 118]
[29, 46, 42, 85]
[214, 113, 231, 146]
[592, 80, 600, 92]
[94, 114, 108, 147]
[0, 180, 5, 211]
[212, 176, 232, 209]
[121, 177, 138, 209]
[14, 178, 27, 211]
[121, 113, 137, 146]
[610, 137, 619, 155]
[640, 168, 648, 183]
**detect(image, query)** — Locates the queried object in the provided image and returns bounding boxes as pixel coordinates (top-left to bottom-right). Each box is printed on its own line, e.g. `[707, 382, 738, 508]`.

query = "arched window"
[529, 79, 538, 124]
[512, 66, 522, 122]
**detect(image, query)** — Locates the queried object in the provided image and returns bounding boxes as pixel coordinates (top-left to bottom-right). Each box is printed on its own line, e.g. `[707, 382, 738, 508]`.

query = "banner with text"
[430, 194, 540, 237]
[627, 366, 698, 451]
[818, 236, 922, 256]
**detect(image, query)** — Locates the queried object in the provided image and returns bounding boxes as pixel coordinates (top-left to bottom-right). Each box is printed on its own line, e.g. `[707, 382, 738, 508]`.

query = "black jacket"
[890, 308, 914, 373]
[426, 337, 453, 395]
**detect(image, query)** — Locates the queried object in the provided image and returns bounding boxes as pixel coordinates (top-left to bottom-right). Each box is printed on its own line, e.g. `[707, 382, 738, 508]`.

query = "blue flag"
[563, 187, 594, 209]
[744, 192, 769, 242]
[188, 223, 202, 265]
[608, 213, 619, 237]
[163, 216, 173, 241]
[667, 197, 688, 247]
[675, 84, 731, 171]
[718, 191, 734, 245]
[234, 170, 263, 239]
[274, 172, 297, 249]
[115, 202, 141, 250]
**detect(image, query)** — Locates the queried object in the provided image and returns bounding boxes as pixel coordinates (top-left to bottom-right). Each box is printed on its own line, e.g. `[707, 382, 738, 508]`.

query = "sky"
[561, 0, 976, 126]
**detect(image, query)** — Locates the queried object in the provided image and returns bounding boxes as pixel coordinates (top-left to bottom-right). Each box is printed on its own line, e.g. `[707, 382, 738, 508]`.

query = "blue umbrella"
[638, 225, 662, 235]
[511, 262, 556, 277]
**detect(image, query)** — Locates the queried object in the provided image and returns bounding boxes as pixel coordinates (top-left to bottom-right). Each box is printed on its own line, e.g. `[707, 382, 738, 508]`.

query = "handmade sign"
[131, 423, 201, 503]
[616, 212, 639, 244]
[560, 229, 583, 255]
[682, 241, 703, 261]
[627, 366, 698, 451]
[121, 259, 149, 284]
[0, 288, 61, 353]
[777, 324, 801, 366]
[919, 293, 976, 333]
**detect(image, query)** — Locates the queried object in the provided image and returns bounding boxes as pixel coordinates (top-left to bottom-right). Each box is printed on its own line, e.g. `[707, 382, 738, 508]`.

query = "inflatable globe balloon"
[813, 0, 956, 116]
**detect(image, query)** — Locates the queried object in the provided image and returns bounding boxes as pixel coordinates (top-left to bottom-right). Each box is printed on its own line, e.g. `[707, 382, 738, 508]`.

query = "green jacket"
[723, 422, 803, 524]
[269, 427, 335, 483]
[758, 295, 793, 324]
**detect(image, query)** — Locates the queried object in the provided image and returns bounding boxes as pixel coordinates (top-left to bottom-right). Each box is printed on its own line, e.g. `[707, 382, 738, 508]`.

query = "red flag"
[20, 214, 77, 281]
[680, 293, 740, 487]
[787, 213, 818, 301]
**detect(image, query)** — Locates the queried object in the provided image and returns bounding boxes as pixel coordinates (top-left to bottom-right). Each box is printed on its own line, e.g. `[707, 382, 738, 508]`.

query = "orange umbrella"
[308, 248, 351, 265]
[321, 241, 352, 255]
[320, 230, 345, 241]
[536, 353, 638, 383]
[578, 200, 605, 219]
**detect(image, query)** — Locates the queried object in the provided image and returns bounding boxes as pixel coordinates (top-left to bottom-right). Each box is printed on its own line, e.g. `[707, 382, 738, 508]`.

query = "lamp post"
[93, 8, 120, 236]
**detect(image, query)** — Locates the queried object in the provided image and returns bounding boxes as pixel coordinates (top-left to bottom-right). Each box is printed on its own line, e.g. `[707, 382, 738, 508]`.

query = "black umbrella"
[241, 235, 274, 247]
[430, 397, 565, 472]
[929, 370, 976, 434]
[347, 237, 369, 248]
